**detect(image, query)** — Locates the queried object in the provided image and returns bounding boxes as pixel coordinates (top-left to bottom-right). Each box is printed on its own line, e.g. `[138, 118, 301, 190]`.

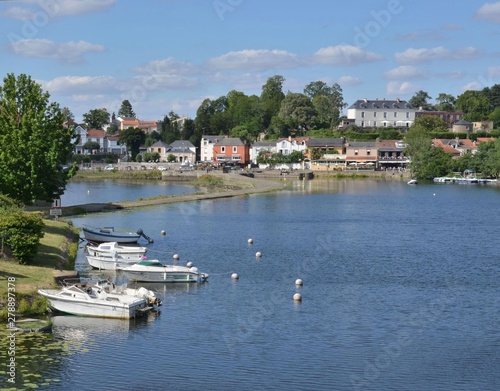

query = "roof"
[214, 137, 245, 146]
[252, 141, 276, 147]
[150, 141, 170, 148]
[202, 135, 223, 142]
[454, 120, 472, 125]
[346, 141, 377, 148]
[306, 138, 344, 147]
[87, 129, 105, 137]
[348, 99, 414, 110]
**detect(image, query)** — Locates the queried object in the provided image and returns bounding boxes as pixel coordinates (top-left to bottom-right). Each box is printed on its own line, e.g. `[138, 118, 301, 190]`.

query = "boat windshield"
[137, 260, 164, 267]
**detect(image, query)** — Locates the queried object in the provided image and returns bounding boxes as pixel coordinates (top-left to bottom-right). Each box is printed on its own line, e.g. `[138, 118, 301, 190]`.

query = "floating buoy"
[231, 273, 239, 280]
[87, 190, 90, 194]
[295, 279, 303, 286]
[256, 251, 262, 258]
[186, 261, 193, 268]
[161, 230, 166, 235]
[173, 254, 179, 260]
[248, 238, 253, 244]
[293, 293, 302, 302]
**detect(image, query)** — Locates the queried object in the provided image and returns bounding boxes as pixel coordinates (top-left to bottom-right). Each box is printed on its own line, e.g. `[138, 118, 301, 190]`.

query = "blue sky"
[1, 0, 500, 123]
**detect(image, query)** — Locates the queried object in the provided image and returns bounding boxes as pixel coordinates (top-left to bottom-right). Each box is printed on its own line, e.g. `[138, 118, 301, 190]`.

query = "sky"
[1, 0, 500, 123]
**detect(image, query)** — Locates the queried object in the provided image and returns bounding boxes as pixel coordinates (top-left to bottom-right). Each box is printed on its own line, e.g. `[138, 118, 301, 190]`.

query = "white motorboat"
[122, 260, 209, 283]
[38, 280, 161, 319]
[82, 226, 153, 244]
[85, 242, 148, 270]
[407, 179, 418, 185]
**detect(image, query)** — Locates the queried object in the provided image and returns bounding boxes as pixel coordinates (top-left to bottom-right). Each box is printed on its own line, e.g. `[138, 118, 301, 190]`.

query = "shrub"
[0, 209, 44, 264]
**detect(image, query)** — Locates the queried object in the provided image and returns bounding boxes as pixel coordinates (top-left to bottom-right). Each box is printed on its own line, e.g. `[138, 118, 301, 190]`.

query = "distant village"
[67, 98, 496, 172]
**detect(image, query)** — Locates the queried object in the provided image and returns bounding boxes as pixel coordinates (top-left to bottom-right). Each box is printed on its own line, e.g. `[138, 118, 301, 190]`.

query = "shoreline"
[59, 170, 410, 216]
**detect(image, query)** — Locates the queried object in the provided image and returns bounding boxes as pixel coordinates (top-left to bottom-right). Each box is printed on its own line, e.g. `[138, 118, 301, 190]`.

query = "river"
[4, 178, 500, 390]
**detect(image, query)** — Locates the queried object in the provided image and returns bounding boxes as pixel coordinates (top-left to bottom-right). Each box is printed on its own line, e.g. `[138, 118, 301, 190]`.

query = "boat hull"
[38, 289, 151, 319]
[86, 255, 141, 271]
[123, 267, 208, 283]
[82, 227, 140, 243]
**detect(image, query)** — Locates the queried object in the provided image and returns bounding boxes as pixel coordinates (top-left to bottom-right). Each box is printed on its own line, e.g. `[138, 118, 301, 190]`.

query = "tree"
[278, 92, 318, 132]
[0, 73, 77, 205]
[413, 115, 448, 132]
[260, 75, 286, 129]
[118, 127, 145, 161]
[489, 107, 500, 129]
[482, 84, 500, 111]
[435, 93, 456, 111]
[61, 107, 74, 121]
[83, 141, 101, 153]
[118, 100, 136, 118]
[456, 90, 490, 122]
[83, 108, 110, 129]
[409, 90, 434, 110]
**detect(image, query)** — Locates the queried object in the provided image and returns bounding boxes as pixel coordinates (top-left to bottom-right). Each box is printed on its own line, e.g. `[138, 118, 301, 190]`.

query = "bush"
[0, 208, 44, 264]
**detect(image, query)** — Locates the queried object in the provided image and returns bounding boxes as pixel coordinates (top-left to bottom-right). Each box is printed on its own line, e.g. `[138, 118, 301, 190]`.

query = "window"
[394, 112, 397, 118]
[374, 112, 377, 118]
[406, 112, 410, 118]
[354, 149, 359, 156]
[383, 112, 387, 118]
[361, 121, 365, 127]
[221, 146, 225, 153]
[367, 149, 371, 156]
[233, 146, 237, 153]
[374, 121, 377, 126]
[361, 112, 365, 118]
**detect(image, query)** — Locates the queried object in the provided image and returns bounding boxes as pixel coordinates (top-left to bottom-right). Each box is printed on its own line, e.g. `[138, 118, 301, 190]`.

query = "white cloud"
[386, 81, 418, 95]
[395, 46, 481, 64]
[207, 49, 302, 71]
[312, 45, 383, 66]
[337, 76, 362, 86]
[10, 39, 105, 64]
[134, 57, 199, 76]
[461, 81, 483, 91]
[1, 0, 116, 19]
[475, 2, 500, 23]
[384, 66, 426, 80]
[43, 76, 119, 95]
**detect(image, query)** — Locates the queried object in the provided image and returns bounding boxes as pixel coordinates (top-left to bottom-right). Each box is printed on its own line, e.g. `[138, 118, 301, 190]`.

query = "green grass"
[0, 218, 79, 319]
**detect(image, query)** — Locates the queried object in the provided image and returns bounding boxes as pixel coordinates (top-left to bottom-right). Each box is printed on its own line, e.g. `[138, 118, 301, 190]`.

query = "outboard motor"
[136, 228, 154, 243]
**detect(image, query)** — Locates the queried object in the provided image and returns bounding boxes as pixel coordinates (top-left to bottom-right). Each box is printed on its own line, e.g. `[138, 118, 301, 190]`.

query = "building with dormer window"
[347, 98, 416, 128]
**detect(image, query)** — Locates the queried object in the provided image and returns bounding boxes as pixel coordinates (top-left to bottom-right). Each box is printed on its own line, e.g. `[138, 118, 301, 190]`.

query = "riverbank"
[0, 219, 79, 319]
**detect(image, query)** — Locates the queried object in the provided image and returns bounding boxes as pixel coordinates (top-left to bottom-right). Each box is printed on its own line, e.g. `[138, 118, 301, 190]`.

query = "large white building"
[347, 98, 416, 128]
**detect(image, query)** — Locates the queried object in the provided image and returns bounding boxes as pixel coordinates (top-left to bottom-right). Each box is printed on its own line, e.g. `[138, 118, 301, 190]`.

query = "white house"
[276, 137, 309, 155]
[347, 98, 416, 128]
[250, 141, 276, 163]
[200, 135, 223, 163]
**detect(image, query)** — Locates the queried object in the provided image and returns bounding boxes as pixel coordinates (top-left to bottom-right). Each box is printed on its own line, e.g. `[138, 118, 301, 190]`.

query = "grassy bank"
[0, 219, 79, 319]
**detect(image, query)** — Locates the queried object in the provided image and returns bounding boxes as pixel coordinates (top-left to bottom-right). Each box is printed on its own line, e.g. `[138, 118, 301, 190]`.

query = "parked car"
[104, 164, 114, 171]
[157, 166, 168, 171]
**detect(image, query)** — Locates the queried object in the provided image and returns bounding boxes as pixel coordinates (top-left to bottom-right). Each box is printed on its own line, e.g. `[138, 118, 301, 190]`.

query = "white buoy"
[293, 293, 302, 302]
[231, 273, 239, 280]
[186, 261, 193, 268]
[161, 230, 166, 235]
[295, 279, 303, 286]
[248, 238, 253, 244]
[173, 254, 179, 260]
[256, 251, 262, 258]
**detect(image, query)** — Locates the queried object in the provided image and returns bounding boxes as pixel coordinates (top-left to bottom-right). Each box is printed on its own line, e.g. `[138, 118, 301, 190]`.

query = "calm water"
[60, 178, 194, 206]
[11, 179, 500, 390]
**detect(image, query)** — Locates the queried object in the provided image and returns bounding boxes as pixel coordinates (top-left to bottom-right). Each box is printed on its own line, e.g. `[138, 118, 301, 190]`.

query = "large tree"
[118, 99, 136, 118]
[278, 92, 318, 132]
[409, 90, 434, 110]
[435, 93, 456, 111]
[456, 90, 490, 122]
[304, 81, 345, 128]
[0, 73, 76, 204]
[260, 75, 286, 129]
[118, 127, 146, 161]
[83, 108, 110, 129]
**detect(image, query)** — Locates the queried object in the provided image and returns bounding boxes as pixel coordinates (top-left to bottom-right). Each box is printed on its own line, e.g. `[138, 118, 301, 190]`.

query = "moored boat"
[122, 260, 209, 283]
[38, 280, 161, 319]
[82, 226, 153, 244]
[85, 241, 148, 270]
